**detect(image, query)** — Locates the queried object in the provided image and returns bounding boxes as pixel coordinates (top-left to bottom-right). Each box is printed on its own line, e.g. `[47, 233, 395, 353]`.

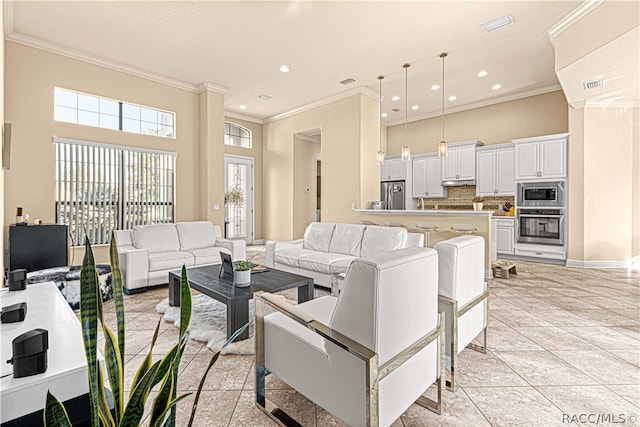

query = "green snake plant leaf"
[80, 238, 101, 427]
[179, 265, 192, 339]
[150, 394, 191, 427]
[102, 323, 123, 422]
[109, 232, 126, 415]
[130, 318, 162, 395]
[151, 333, 188, 389]
[120, 361, 161, 427]
[44, 390, 72, 427]
[96, 363, 116, 427]
[149, 360, 175, 423]
[187, 321, 250, 427]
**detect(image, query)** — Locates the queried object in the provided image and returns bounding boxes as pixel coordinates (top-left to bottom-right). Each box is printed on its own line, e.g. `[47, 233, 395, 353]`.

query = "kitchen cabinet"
[381, 157, 406, 181]
[476, 144, 515, 196]
[494, 218, 515, 255]
[442, 141, 482, 181]
[512, 133, 568, 180]
[412, 154, 445, 198]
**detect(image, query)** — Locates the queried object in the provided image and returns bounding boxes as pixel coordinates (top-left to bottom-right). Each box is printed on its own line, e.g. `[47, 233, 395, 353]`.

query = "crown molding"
[265, 86, 379, 123]
[385, 84, 562, 127]
[198, 82, 228, 94]
[224, 111, 264, 125]
[6, 31, 205, 93]
[548, 0, 604, 40]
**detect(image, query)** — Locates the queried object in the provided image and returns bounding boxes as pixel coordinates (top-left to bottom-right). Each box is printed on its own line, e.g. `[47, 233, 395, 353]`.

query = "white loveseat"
[114, 221, 246, 292]
[266, 222, 424, 288]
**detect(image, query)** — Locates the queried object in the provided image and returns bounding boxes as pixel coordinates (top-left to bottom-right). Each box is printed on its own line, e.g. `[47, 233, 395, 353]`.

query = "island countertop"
[355, 209, 494, 216]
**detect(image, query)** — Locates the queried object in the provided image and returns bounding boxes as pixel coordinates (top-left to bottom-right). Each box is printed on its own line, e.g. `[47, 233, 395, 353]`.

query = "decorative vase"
[234, 269, 251, 287]
[473, 202, 483, 211]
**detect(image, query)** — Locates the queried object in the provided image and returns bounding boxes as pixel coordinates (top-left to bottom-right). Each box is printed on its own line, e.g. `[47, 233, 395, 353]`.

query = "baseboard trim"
[485, 269, 493, 279]
[251, 239, 266, 245]
[566, 259, 633, 269]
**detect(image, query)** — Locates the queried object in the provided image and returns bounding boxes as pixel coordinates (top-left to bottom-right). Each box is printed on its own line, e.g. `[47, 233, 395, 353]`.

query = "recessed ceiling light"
[491, 84, 502, 90]
[448, 95, 457, 101]
[477, 71, 488, 77]
[392, 95, 400, 101]
[239, 104, 247, 109]
[482, 14, 514, 32]
[411, 105, 420, 110]
[279, 65, 290, 73]
[430, 84, 440, 91]
[381, 113, 388, 118]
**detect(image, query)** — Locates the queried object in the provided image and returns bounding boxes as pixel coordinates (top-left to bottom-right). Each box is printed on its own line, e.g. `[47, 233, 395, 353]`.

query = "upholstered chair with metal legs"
[255, 247, 445, 426]
[433, 235, 488, 392]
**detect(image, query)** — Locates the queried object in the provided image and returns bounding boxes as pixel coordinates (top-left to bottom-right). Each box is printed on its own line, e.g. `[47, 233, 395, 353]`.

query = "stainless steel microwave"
[517, 181, 565, 208]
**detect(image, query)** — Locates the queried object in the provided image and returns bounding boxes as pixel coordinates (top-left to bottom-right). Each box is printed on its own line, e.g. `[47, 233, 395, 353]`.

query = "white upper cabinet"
[381, 157, 406, 181]
[412, 154, 445, 198]
[476, 144, 515, 196]
[512, 133, 568, 180]
[442, 141, 482, 181]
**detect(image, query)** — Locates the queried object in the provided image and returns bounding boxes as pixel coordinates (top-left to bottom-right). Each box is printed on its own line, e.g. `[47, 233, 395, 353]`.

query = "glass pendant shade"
[377, 75, 385, 166]
[401, 145, 411, 161]
[438, 52, 448, 158]
[402, 63, 411, 162]
[438, 140, 448, 158]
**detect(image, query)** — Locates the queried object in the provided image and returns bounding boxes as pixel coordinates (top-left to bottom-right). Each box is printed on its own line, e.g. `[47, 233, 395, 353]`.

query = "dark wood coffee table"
[168, 265, 314, 340]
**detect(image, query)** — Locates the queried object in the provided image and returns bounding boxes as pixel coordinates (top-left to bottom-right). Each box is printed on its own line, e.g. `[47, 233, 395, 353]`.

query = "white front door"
[224, 155, 253, 243]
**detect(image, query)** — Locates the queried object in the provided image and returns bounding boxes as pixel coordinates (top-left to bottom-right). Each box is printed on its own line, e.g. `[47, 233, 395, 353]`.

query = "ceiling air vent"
[583, 80, 606, 90]
[392, 108, 400, 113]
[339, 78, 356, 85]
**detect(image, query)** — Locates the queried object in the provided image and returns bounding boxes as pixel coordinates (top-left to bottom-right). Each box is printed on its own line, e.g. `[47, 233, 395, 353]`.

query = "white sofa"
[114, 221, 246, 292]
[266, 222, 424, 288]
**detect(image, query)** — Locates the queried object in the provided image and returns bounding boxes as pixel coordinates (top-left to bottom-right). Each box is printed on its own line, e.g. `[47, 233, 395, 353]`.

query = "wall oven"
[517, 208, 565, 246]
[517, 181, 565, 208]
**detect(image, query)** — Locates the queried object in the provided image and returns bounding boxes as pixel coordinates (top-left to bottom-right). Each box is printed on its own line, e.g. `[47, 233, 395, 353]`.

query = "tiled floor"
[103, 247, 640, 426]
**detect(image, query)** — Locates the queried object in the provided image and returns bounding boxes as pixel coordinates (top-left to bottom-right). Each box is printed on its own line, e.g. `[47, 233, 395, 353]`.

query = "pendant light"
[438, 52, 448, 158]
[401, 63, 411, 162]
[376, 75, 385, 166]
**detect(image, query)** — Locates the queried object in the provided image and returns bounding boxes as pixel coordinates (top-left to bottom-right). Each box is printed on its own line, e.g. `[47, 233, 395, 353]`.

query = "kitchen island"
[354, 209, 493, 277]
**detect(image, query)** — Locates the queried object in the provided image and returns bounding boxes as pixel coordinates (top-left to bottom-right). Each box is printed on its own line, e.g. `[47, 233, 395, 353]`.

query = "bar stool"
[416, 223, 439, 248]
[450, 224, 479, 235]
[384, 221, 406, 228]
[360, 220, 378, 225]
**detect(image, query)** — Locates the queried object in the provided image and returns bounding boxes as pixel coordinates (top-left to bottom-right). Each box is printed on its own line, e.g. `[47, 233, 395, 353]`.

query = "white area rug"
[156, 292, 296, 355]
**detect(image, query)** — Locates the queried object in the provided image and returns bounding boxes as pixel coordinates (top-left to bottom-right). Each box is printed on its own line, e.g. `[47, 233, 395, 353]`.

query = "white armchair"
[434, 235, 489, 391]
[255, 247, 444, 426]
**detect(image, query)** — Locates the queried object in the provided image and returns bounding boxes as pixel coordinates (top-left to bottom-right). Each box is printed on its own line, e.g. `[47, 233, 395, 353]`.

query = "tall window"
[54, 88, 176, 139]
[55, 138, 176, 245]
[224, 122, 252, 148]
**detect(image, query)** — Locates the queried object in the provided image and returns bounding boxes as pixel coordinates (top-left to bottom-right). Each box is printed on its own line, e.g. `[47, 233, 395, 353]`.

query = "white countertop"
[356, 209, 494, 217]
[492, 216, 515, 220]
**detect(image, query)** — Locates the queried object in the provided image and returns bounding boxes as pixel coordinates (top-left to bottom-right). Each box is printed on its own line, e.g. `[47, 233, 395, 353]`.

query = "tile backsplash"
[413, 186, 514, 211]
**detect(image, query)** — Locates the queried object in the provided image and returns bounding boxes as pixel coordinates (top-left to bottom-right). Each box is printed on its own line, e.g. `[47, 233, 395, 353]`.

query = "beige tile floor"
[103, 247, 640, 426]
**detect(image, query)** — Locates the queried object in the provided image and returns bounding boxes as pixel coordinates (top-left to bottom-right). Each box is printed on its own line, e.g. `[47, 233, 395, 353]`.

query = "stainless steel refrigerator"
[380, 180, 405, 210]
